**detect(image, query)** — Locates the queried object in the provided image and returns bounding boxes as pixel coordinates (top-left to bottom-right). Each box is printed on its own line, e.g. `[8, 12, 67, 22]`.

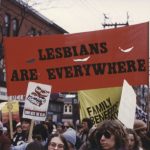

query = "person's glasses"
[49, 142, 64, 149]
[98, 130, 112, 139]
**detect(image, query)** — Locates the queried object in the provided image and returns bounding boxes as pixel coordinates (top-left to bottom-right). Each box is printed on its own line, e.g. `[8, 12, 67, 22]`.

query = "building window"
[69, 105, 72, 112]
[64, 105, 68, 113]
[64, 104, 72, 114]
[3, 13, 11, 36]
[12, 18, 19, 36]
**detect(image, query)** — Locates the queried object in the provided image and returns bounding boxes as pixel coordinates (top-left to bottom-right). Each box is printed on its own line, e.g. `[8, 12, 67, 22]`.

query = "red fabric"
[4, 22, 149, 96]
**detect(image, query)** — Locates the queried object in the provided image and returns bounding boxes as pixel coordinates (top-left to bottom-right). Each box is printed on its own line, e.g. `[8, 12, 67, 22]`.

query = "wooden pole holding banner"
[28, 119, 34, 142]
[7, 101, 13, 139]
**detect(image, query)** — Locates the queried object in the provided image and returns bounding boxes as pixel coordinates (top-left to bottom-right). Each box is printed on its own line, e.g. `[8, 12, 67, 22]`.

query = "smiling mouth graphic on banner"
[27, 86, 49, 107]
[73, 56, 91, 62]
[119, 46, 134, 53]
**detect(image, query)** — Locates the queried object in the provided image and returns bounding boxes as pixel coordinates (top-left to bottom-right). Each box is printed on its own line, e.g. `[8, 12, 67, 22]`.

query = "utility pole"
[102, 12, 129, 29]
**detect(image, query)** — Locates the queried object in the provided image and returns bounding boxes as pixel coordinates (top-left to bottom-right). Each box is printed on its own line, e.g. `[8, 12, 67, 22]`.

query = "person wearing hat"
[10, 119, 32, 149]
[11, 123, 48, 150]
[63, 127, 77, 150]
[12, 122, 25, 146]
[0, 121, 11, 150]
[134, 119, 150, 150]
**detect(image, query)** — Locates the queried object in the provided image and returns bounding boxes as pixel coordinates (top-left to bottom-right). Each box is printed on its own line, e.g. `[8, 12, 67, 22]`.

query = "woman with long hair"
[95, 120, 128, 150]
[126, 128, 143, 150]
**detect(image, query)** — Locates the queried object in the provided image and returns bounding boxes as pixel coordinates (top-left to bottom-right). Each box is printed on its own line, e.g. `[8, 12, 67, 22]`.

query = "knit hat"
[63, 127, 76, 146]
[134, 119, 147, 131]
[16, 122, 21, 128]
[0, 121, 3, 131]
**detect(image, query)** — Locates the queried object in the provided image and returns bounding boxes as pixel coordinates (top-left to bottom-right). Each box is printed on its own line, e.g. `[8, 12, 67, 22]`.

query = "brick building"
[0, 0, 67, 37]
[0, 0, 68, 86]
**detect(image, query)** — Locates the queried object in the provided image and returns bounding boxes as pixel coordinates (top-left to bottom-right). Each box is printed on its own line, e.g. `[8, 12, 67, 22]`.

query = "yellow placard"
[2, 101, 19, 113]
[1, 101, 20, 123]
[78, 87, 122, 125]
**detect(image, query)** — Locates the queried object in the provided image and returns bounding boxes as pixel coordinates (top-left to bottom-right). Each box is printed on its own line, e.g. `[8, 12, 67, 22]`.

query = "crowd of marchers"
[0, 118, 150, 150]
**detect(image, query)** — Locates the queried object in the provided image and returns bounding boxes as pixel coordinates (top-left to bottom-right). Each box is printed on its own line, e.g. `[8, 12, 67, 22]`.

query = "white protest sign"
[118, 79, 136, 129]
[23, 82, 52, 121]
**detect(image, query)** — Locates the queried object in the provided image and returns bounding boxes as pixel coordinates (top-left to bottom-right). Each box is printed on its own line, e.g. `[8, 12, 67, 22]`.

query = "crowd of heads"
[0, 118, 150, 150]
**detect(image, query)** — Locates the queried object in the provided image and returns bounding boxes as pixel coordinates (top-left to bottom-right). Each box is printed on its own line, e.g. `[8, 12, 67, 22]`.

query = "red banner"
[4, 22, 149, 96]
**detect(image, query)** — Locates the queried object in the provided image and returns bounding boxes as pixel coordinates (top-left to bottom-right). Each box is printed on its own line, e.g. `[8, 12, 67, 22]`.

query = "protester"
[3, 120, 17, 138]
[79, 127, 98, 150]
[76, 124, 83, 137]
[47, 133, 69, 150]
[63, 121, 74, 132]
[42, 119, 53, 135]
[63, 127, 77, 150]
[21, 118, 31, 142]
[94, 119, 128, 150]
[11, 123, 48, 150]
[63, 121, 82, 149]
[78, 118, 93, 144]
[3, 126, 8, 136]
[0, 121, 11, 150]
[32, 123, 48, 146]
[56, 122, 64, 134]
[126, 128, 143, 150]
[73, 124, 83, 150]
[134, 119, 150, 150]
[25, 141, 45, 150]
[12, 122, 25, 146]
[51, 123, 57, 135]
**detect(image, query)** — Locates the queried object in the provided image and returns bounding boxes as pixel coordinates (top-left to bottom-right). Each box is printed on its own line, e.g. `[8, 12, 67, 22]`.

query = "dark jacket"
[79, 140, 99, 150]
[12, 132, 27, 146]
[0, 132, 11, 150]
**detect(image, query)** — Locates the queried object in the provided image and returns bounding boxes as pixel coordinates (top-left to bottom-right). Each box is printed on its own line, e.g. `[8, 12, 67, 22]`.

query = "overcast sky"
[28, 0, 150, 33]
